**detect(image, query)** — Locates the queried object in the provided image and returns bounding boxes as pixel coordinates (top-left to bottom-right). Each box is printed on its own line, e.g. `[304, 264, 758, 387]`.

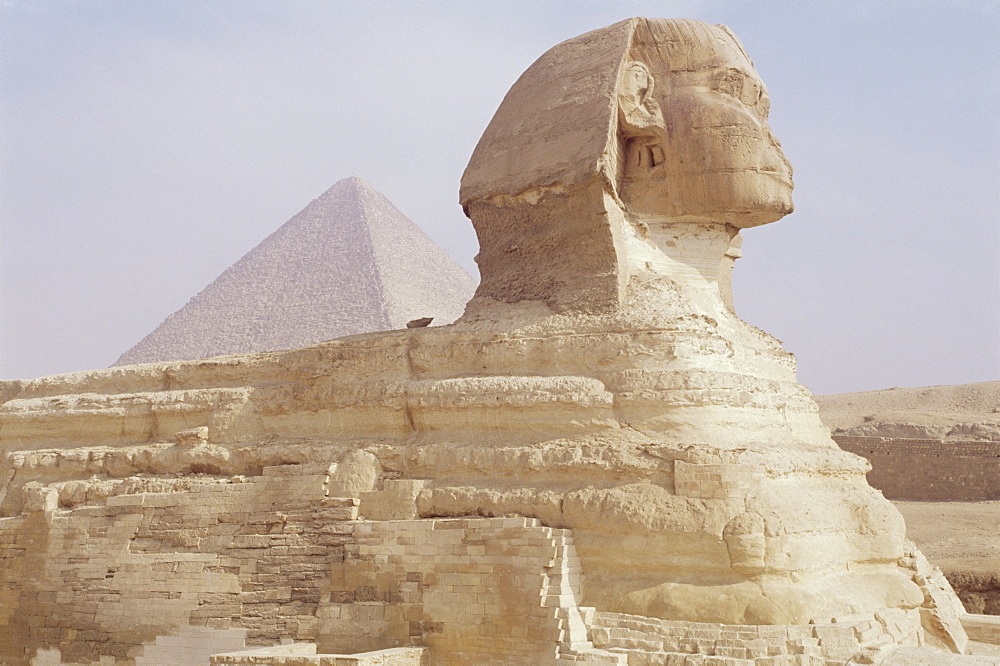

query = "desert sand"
[896, 501, 999, 614]
[816, 381, 1000, 440]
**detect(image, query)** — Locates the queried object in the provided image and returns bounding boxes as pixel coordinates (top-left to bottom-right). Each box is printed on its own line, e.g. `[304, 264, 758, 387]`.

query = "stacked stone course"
[1, 452, 994, 663]
[589, 608, 923, 665]
[210, 644, 427, 665]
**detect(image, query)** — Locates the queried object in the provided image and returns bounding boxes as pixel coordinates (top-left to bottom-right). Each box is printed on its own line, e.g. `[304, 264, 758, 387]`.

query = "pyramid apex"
[322, 175, 381, 200]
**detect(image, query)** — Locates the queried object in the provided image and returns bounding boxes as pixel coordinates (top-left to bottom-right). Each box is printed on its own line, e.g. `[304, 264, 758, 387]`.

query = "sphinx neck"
[620, 215, 738, 314]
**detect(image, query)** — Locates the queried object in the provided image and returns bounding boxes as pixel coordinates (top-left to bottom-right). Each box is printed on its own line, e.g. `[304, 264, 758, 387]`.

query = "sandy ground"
[895, 501, 1000, 577]
[896, 500, 999, 617]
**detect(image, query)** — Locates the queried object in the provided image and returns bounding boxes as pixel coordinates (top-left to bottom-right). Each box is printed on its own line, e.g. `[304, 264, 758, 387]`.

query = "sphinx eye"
[717, 69, 743, 99]
[757, 94, 770, 121]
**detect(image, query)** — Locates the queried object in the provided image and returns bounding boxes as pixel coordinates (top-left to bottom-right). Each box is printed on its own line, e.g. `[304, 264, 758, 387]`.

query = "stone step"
[545, 570, 582, 579]
[556, 645, 627, 665]
[548, 556, 582, 569]
[542, 581, 583, 596]
[545, 593, 583, 607]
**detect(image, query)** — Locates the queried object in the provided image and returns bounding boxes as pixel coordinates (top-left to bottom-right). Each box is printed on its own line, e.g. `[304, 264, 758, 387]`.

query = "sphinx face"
[619, 28, 793, 228]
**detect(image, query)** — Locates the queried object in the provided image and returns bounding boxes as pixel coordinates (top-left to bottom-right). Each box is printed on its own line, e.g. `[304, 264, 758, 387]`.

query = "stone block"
[961, 614, 1000, 644]
[22, 483, 59, 512]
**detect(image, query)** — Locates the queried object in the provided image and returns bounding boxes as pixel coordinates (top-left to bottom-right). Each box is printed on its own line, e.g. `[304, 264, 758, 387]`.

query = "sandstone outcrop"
[0, 17, 988, 665]
[115, 177, 476, 366]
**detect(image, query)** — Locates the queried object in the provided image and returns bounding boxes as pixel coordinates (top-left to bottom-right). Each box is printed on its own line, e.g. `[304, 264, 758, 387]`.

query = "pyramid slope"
[350, 179, 477, 329]
[115, 177, 476, 366]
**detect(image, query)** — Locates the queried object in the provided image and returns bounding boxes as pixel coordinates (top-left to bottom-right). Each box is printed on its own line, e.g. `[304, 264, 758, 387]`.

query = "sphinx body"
[0, 17, 968, 658]
[455, 17, 920, 623]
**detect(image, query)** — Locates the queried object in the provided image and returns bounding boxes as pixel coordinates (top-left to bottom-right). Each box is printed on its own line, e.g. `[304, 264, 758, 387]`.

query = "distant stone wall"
[834, 436, 1000, 501]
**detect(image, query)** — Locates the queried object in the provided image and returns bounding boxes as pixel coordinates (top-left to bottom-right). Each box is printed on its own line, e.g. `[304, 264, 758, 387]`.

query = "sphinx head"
[460, 18, 793, 314]
[616, 19, 793, 226]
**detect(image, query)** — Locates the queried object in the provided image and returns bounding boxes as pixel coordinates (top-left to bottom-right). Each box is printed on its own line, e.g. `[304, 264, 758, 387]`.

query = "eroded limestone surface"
[0, 17, 984, 665]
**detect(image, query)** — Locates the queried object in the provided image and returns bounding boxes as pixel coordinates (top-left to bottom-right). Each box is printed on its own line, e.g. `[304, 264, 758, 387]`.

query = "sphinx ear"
[617, 61, 664, 136]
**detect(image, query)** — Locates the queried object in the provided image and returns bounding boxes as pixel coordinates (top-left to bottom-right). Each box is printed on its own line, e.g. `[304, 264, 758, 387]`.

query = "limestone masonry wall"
[4, 456, 949, 664]
[833, 436, 1000, 501]
[0, 462, 625, 665]
[321, 517, 619, 665]
[0, 469, 358, 665]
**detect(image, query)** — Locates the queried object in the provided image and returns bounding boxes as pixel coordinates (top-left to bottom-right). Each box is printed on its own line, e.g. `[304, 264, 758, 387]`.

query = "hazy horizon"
[3, 1, 998, 395]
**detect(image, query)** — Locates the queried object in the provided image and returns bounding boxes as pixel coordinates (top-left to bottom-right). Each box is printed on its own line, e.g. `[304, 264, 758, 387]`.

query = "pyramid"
[114, 177, 477, 366]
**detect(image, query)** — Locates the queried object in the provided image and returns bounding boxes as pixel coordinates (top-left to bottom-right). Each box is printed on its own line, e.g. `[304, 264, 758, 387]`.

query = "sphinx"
[0, 17, 968, 652]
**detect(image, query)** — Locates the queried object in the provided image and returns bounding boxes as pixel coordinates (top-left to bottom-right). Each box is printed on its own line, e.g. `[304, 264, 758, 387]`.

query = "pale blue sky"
[2, 1, 998, 394]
